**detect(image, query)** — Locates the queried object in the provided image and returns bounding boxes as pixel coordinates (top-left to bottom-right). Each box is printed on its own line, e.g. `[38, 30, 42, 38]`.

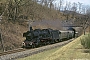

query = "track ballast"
[0, 38, 74, 60]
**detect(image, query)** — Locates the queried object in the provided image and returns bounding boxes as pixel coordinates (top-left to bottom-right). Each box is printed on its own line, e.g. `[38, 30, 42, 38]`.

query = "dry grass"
[18, 47, 61, 60]
[81, 33, 90, 49]
[43, 35, 90, 60]
[0, 21, 28, 51]
[18, 35, 90, 60]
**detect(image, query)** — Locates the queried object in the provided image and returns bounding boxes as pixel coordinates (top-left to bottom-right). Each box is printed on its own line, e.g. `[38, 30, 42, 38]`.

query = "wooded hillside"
[0, 0, 90, 51]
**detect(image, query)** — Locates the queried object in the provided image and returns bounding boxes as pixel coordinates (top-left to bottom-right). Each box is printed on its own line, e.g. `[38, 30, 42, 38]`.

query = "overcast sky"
[54, 0, 90, 6]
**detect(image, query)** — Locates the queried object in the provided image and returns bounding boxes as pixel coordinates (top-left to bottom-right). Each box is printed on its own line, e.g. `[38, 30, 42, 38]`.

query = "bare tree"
[0, 3, 5, 16]
[86, 5, 90, 15]
[54, 3, 57, 10]
[78, 2, 83, 13]
[6, 0, 23, 22]
[33, 0, 38, 2]
[39, 0, 44, 5]
[64, 1, 68, 11]
[80, 15, 89, 35]
[44, 0, 48, 7]
[58, 0, 63, 11]
[48, 0, 54, 9]
[86, 6, 90, 32]
[67, 2, 71, 10]
[71, 2, 77, 12]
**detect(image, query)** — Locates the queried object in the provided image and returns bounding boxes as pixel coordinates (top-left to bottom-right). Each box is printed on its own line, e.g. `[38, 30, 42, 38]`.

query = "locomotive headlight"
[22, 42, 25, 46]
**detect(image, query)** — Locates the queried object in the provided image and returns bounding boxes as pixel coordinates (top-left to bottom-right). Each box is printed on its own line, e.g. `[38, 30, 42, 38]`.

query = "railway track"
[0, 38, 74, 60]
[0, 48, 26, 56]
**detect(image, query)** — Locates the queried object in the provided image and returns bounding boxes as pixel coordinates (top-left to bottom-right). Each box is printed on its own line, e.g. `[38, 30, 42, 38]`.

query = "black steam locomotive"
[22, 27, 75, 48]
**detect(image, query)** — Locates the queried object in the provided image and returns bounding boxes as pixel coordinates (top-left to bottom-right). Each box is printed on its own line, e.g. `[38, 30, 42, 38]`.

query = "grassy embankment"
[18, 35, 90, 60]
[81, 33, 90, 49]
[18, 47, 61, 60]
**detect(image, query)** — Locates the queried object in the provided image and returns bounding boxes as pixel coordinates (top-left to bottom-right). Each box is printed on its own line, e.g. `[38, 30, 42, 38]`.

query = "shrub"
[81, 34, 90, 49]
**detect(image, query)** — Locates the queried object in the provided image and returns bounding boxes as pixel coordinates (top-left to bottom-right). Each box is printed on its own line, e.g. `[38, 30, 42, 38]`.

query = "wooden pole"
[29, 20, 30, 31]
[0, 30, 5, 52]
[0, 16, 5, 52]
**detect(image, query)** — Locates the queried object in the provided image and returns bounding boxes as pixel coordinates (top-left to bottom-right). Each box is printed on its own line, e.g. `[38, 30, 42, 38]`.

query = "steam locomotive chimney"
[28, 20, 33, 31]
[30, 26, 33, 31]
